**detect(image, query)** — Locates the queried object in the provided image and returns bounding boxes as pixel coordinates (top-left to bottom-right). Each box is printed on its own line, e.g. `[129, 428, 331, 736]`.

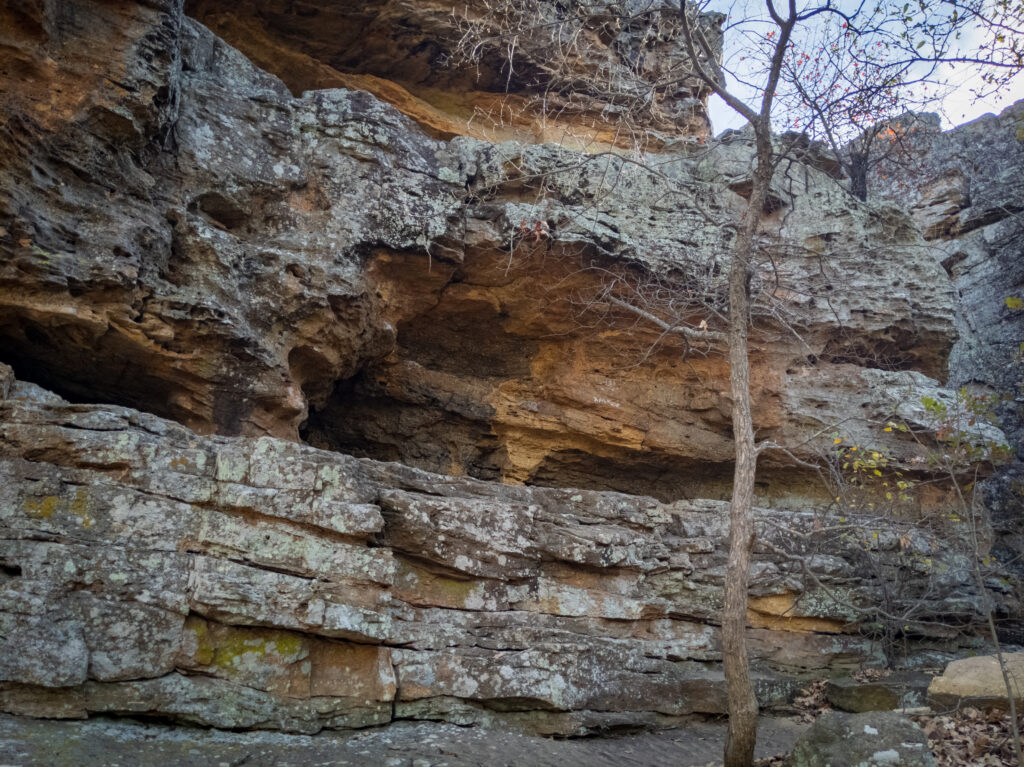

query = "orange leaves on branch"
[519, 220, 550, 243]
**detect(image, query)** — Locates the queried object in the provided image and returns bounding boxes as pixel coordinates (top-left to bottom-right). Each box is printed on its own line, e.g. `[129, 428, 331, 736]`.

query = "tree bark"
[848, 149, 869, 202]
[722, 140, 772, 767]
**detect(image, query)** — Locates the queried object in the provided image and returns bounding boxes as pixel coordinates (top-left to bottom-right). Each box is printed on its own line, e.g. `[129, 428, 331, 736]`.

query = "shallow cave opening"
[819, 326, 930, 375]
[526, 449, 738, 502]
[0, 324, 158, 410]
[300, 368, 833, 506]
[295, 245, 834, 504]
[300, 371, 509, 482]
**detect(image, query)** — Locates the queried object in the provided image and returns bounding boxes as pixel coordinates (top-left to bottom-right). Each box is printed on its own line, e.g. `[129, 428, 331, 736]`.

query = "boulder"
[927, 652, 1024, 711]
[788, 711, 936, 767]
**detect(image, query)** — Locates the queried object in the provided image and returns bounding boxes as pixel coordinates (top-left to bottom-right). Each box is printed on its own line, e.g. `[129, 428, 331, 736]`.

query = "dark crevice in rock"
[0, 350, 152, 413]
[301, 371, 507, 481]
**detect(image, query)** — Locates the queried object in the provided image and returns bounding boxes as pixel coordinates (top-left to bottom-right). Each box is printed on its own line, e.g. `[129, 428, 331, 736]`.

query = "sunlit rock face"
[0, 0, 1020, 737]
[300, 134, 959, 500]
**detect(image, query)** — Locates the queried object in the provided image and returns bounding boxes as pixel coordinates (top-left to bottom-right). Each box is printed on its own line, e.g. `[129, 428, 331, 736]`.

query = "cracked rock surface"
[0, 366, 1004, 734]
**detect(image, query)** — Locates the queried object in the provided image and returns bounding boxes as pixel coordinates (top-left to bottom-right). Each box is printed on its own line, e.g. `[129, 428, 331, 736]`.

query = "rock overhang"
[0, 0, 1021, 736]
[0, 0, 971, 499]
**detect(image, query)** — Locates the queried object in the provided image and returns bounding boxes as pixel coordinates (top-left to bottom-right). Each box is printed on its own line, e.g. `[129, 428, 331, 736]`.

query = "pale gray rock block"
[788, 711, 935, 767]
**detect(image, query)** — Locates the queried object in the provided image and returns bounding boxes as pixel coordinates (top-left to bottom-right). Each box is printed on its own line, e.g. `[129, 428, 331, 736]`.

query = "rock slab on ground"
[826, 672, 933, 713]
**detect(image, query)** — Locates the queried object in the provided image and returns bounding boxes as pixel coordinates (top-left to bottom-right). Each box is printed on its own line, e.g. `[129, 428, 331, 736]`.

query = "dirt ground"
[0, 714, 809, 767]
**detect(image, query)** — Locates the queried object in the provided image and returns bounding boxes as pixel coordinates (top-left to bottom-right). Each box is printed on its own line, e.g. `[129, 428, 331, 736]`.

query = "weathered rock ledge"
[186, 0, 721, 148]
[0, 0, 971, 502]
[0, 367, 1002, 734]
[1, 0, 1022, 742]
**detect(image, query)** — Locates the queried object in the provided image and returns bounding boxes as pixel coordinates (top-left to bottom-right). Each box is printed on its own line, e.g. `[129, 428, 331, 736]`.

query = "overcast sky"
[706, 0, 1024, 136]
[709, 71, 1024, 134]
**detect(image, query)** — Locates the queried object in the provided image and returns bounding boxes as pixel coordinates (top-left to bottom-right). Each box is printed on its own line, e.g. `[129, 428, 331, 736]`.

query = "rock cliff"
[0, 365, 995, 734]
[0, 0, 1021, 738]
[868, 104, 1024, 585]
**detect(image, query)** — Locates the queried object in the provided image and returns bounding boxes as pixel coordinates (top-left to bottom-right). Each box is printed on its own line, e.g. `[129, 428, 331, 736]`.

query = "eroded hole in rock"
[303, 372, 509, 482]
[192, 192, 249, 231]
[820, 331, 920, 373]
[528, 450, 737, 501]
[288, 344, 340, 410]
[0, 323, 160, 408]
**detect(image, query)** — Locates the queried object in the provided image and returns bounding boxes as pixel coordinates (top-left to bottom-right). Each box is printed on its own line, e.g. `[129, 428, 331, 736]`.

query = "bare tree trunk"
[722, 151, 770, 767]
[848, 150, 869, 202]
[956, 470, 1024, 767]
[722, 267, 759, 766]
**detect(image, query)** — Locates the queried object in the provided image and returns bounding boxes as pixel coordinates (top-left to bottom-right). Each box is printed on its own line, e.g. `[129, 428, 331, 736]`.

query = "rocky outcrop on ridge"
[869, 104, 1024, 407]
[869, 105, 1024, 586]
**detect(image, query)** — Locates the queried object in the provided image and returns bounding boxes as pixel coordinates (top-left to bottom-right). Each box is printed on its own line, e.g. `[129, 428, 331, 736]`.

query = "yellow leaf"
[1006, 296, 1024, 310]
[883, 426, 892, 432]
[873, 469, 882, 477]
[833, 437, 842, 444]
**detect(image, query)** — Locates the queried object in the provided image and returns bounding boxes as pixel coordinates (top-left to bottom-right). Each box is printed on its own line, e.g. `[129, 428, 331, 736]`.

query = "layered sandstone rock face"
[0, 365, 996, 734]
[0, 0, 1020, 737]
[0, 0, 964, 496]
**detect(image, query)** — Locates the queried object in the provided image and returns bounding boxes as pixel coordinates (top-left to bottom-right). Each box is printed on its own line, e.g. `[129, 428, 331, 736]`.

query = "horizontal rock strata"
[1, 0, 1021, 740]
[0, 369, 1002, 734]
